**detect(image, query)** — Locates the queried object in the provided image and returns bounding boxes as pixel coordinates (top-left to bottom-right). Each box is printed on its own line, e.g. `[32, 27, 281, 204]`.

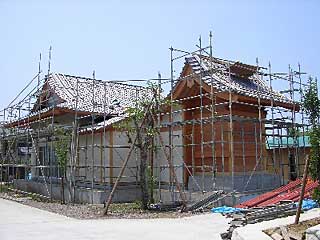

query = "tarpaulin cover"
[297, 199, 319, 210]
[211, 206, 243, 214]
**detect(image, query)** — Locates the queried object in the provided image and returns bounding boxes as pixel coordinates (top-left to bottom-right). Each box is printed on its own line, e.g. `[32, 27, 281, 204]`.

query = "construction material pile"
[185, 190, 225, 212]
[236, 179, 318, 208]
[149, 190, 226, 212]
[218, 179, 319, 240]
[220, 201, 298, 239]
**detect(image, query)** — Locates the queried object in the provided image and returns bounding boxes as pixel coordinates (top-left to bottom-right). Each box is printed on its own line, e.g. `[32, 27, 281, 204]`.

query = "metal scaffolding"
[0, 35, 313, 206]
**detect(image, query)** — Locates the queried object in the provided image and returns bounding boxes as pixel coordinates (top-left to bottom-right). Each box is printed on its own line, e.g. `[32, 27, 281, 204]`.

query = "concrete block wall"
[188, 173, 281, 192]
[13, 179, 141, 204]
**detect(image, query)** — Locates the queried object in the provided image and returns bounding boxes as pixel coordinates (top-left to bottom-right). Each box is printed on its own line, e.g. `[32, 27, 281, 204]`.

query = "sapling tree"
[54, 127, 71, 204]
[116, 83, 166, 209]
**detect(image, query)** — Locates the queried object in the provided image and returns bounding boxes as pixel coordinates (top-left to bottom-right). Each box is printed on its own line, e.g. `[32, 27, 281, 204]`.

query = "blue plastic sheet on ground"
[296, 199, 319, 210]
[211, 206, 244, 214]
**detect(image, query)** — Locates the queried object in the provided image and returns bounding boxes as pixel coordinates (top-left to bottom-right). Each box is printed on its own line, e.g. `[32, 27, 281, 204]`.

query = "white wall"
[154, 108, 184, 184]
[71, 108, 185, 186]
[78, 130, 138, 184]
[154, 130, 184, 184]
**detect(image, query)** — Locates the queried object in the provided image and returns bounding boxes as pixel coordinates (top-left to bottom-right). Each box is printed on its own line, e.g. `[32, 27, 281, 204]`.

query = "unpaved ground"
[0, 192, 197, 219]
[0, 197, 230, 240]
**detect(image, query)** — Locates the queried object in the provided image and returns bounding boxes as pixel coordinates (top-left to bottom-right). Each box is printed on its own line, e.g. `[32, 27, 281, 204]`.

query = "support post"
[102, 100, 154, 215]
[294, 155, 309, 224]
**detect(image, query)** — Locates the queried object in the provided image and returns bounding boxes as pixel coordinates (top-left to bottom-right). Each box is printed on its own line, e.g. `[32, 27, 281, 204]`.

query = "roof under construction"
[183, 55, 293, 104]
[5, 73, 152, 128]
[36, 73, 151, 115]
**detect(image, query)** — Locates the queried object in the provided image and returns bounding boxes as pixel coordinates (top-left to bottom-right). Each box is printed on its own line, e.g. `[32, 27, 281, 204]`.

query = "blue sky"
[0, 0, 319, 110]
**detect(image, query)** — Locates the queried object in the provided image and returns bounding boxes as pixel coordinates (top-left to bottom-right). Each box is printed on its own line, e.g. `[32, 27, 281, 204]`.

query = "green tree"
[303, 77, 320, 126]
[308, 126, 320, 181]
[303, 77, 320, 201]
[288, 127, 302, 137]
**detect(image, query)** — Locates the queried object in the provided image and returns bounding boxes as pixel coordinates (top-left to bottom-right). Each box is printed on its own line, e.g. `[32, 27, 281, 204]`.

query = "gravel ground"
[0, 192, 199, 219]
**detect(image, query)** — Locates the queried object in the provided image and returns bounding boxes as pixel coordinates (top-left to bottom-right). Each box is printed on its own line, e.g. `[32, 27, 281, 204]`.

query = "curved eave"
[4, 107, 98, 128]
[172, 78, 300, 111]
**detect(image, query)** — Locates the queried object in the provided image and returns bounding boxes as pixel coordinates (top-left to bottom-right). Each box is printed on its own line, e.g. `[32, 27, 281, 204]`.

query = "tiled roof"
[46, 73, 151, 115]
[184, 55, 293, 104]
[4, 73, 153, 128]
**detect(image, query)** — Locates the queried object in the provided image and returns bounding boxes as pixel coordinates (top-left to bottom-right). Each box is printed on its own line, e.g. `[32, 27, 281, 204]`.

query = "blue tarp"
[211, 206, 244, 214]
[297, 199, 319, 210]
[211, 199, 318, 214]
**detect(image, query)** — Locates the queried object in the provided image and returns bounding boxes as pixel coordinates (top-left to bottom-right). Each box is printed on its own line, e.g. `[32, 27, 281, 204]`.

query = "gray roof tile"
[47, 73, 151, 115]
[185, 55, 293, 104]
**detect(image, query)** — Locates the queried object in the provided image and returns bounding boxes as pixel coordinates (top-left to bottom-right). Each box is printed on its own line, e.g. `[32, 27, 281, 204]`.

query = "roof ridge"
[48, 72, 147, 89]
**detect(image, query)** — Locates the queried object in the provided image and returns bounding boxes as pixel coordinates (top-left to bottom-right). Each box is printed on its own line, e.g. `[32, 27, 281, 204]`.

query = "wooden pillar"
[109, 130, 113, 184]
[100, 132, 103, 183]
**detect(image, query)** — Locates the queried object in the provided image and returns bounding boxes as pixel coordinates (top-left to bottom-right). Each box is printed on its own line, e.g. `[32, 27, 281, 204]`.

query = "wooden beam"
[109, 130, 114, 185]
[294, 155, 309, 224]
[100, 132, 103, 183]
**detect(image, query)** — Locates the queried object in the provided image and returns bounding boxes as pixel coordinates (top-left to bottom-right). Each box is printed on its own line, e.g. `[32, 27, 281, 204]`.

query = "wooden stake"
[102, 136, 138, 215]
[294, 155, 309, 224]
[102, 101, 153, 215]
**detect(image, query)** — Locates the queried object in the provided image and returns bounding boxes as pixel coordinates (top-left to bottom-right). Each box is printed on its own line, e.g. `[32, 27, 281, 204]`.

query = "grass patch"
[108, 201, 144, 213]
